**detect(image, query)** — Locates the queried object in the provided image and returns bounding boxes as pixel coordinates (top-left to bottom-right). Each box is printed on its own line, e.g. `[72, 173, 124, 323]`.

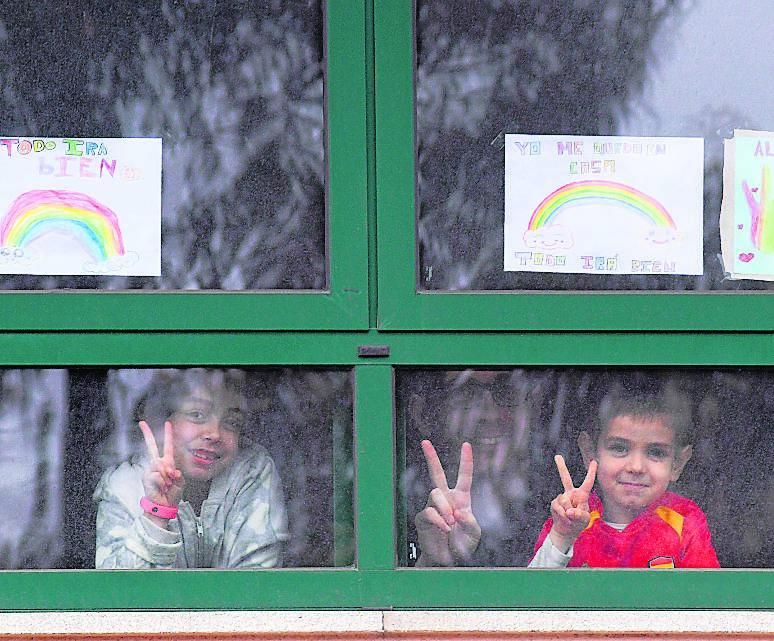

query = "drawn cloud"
[83, 251, 140, 274]
[645, 227, 678, 244]
[523, 225, 574, 250]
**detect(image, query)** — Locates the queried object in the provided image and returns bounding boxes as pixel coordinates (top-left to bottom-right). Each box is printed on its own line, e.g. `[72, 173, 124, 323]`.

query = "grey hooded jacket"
[93, 445, 289, 568]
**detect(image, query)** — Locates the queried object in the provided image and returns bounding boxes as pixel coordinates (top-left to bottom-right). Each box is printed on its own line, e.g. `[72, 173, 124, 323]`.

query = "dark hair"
[135, 368, 247, 428]
[594, 380, 693, 447]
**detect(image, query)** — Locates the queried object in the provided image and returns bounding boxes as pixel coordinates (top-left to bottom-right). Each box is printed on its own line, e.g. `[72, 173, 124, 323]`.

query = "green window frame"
[0, 2, 369, 332]
[1, 0, 772, 615]
[374, 1, 774, 332]
[0, 333, 773, 610]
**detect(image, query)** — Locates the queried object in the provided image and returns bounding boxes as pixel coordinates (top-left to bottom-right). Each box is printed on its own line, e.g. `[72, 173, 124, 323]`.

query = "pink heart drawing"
[752, 187, 759, 192]
[738, 252, 755, 263]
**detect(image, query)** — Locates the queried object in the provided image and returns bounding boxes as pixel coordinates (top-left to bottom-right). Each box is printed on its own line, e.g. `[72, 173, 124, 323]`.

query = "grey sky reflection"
[620, 1, 774, 135]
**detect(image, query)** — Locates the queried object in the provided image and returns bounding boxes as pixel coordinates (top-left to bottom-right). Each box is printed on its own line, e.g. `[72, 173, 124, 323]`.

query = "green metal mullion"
[0, 332, 369, 366]
[382, 292, 774, 332]
[0, 570, 363, 611]
[1, 567, 770, 611]
[374, 0, 418, 329]
[0, 331, 773, 366]
[326, 0, 370, 327]
[354, 364, 395, 571]
[0, 293, 369, 331]
[360, 568, 774, 609]
[384, 331, 774, 366]
[364, 0, 378, 329]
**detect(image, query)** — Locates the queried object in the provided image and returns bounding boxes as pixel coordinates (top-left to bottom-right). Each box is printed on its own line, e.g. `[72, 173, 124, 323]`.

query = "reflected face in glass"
[170, 386, 245, 483]
[590, 414, 689, 524]
[447, 371, 515, 442]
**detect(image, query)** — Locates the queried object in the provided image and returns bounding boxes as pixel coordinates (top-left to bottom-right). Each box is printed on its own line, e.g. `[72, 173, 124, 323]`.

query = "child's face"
[583, 413, 691, 524]
[169, 385, 245, 484]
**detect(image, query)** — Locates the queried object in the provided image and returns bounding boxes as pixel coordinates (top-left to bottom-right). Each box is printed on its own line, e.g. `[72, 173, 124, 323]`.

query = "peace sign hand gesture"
[138, 420, 185, 514]
[548, 454, 597, 553]
[415, 439, 481, 566]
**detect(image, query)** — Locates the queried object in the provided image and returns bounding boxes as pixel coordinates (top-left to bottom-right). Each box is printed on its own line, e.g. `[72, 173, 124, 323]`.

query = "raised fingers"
[551, 495, 573, 526]
[421, 439, 450, 490]
[162, 421, 175, 463]
[146, 464, 173, 490]
[579, 459, 597, 493]
[554, 454, 575, 492]
[454, 441, 474, 493]
[428, 487, 455, 526]
[566, 506, 590, 522]
[554, 492, 573, 512]
[138, 421, 160, 460]
[416, 506, 452, 533]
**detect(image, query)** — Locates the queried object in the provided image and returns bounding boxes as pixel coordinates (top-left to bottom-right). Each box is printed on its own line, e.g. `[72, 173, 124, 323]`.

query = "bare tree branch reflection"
[0, 1, 325, 290]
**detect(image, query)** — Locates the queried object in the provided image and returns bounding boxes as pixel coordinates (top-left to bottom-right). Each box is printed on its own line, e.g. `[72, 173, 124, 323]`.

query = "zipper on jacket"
[196, 517, 204, 567]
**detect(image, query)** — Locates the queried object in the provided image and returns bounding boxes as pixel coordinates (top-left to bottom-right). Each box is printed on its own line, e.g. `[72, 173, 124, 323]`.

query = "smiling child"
[93, 369, 289, 568]
[528, 388, 719, 568]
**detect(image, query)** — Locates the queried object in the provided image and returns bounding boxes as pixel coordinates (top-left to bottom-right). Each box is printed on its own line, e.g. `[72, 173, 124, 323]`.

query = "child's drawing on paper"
[742, 166, 772, 254]
[723, 132, 774, 279]
[0, 189, 138, 274]
[504, 135, 704, 275]
[0, 137, 161, 276]
[524, 180, 678, 250]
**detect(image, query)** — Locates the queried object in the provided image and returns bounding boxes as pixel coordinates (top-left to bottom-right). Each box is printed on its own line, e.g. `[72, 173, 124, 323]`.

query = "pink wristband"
[140, 496, 178, 520]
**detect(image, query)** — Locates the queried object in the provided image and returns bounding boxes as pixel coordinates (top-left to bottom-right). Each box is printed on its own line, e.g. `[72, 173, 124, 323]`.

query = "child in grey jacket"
[93, 369, 289, 568]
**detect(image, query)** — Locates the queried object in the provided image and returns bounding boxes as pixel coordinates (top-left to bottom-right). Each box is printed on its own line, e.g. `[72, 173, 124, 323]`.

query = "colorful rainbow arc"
[0, 189, 125, 262]
[527, 180, 676, 231]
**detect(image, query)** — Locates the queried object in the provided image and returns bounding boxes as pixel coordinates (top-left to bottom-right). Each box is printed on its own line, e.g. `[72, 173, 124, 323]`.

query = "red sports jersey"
[531, 491, 720, 568]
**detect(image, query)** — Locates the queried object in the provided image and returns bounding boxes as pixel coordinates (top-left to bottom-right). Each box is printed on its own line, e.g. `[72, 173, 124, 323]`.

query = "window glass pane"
[416, 1, 774, 291]
[397, 368, 772, 568]
[0, 367, 353, 569]
[0, 2, 325, 290]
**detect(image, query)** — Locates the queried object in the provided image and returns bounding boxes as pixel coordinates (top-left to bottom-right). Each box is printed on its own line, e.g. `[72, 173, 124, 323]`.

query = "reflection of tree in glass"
[401, 368, 774, 567]
[247, 370, 354, 567]
[416, 1, 769, 291]
[0, 2, 325, 290]
[0, 370, 67, 569]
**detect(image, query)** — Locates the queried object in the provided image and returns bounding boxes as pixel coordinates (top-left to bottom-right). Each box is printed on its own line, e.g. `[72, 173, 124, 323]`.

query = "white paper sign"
[0, 136, 162, 276]
[720, 129, 774, 281]
[504, 134, 704, 275]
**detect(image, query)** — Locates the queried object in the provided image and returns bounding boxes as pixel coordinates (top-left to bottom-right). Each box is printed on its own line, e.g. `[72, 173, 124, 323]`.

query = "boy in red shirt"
[415, 388, 719, 568]
[528, 390, 719, 568]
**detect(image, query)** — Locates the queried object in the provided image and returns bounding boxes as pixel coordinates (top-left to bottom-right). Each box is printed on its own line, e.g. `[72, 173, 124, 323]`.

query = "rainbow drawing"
[526, 180, 677, 244]
[743, 165, 774, 253]
[0, 189, 125, 261]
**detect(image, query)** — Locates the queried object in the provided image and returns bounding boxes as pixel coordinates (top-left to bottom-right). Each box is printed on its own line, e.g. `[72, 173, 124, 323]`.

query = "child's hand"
[548, 454, 597, 553]
[415, 439, 481, 566]
[138, 420, 185, 512]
